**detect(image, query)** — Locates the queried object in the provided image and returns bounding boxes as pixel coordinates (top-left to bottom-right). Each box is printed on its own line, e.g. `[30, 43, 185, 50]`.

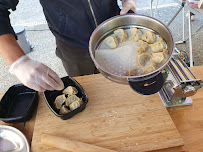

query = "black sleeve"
[0, 0, 19, 39]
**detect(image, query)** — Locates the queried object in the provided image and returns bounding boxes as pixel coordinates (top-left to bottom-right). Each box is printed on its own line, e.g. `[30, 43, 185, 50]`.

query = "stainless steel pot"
[89, 14, 175, 95]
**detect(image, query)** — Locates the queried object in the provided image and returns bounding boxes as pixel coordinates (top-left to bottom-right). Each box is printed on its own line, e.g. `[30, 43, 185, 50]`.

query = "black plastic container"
[44, 76, 88, 120]
[0, 84, 38, 123]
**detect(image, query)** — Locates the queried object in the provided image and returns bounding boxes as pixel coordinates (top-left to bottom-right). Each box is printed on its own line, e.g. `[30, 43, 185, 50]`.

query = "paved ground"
[0, 0, 202, 92]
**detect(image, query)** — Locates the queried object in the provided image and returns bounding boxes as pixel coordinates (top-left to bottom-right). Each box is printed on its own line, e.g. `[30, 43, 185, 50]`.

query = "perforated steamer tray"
[95, 25, 168, 77]
[90, 14, 175, 95]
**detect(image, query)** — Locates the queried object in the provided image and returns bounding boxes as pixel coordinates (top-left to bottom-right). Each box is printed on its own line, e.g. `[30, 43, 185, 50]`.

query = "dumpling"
[136, 40, 149, 54]
[69, 100, 83, 111]
[149, 37, 165, 53]
[59, 105, 70, 115]
[152, 48, 169, 64]
[103, 36, 118, 49]
[136, 53, 152, 67]
[161, 49, 168, 64]
[130, 27, 142, 42]
[141, 31, 156, 44]
[152, 52, 165, 64]
[66, 95, 81, 106]
[163, 49, 168, 58]
[114, 29, 128, 42]
[141, 62, 157, 75]
[63, 86, 78, 95]
[127, 68, 137, 76]
[54, 94, 66, 110]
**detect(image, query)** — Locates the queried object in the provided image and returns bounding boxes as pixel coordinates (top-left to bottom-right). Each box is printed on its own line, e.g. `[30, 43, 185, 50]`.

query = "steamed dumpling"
[66, 95, 81, 106]
[63, 86, 78, 95]
[136, 53, 152, 67]
[127, 68, 137, 76]
[141, 31, 156, 44]
[141, 62, 157, 75]
[69, 100, 83, 111]
[149, 37, 165, 53]
[152, 52, 165, 64]
[161, 49, 168, 63]
[163, 49, 168, 58]
[130, 27, 142, 42]
[59, 105, 70, 115]
[136, 40, 149, 54]
[54, 94, 66, 110]
[103, 36, 118, 49]
[114, 29, 128, 42]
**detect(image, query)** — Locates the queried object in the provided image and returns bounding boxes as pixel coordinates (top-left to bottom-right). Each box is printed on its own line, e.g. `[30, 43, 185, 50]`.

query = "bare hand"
[120, 0, 137, 15]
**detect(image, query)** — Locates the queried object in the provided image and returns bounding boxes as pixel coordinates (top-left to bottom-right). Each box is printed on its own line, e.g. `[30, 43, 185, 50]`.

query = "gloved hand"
[9, 55, 64, 92]
[120, 0, 137, 15]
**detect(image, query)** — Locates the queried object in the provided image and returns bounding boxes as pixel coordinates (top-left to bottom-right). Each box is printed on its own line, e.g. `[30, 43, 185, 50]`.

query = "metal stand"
[167, 3, 184, 26]
[188, 10, 193, 67]
[167, 2, 194, 67]
[150, 0, 160, 17]
[167, 2, 186, 45]
[150, 0, 153, 17]
[175, 10, 186, 44]
[150, 1, 195, 67]
[150, 1, 186, 44]
[158, 89, 193, 107]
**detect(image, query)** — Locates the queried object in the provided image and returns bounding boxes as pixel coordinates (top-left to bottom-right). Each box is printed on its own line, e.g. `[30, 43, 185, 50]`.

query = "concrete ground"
[0, 0, 202, 93]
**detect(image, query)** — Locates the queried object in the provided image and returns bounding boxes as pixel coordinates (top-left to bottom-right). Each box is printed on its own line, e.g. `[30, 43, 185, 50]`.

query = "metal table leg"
[151, 0, 154, 17]
[176, 6, 186, 44]
[167, 2, 184, 26]
[154, 0, 159, 17]
[183, 7, 185, 42]
[150, 0, 159, 17]
[188, 10, 194, 67]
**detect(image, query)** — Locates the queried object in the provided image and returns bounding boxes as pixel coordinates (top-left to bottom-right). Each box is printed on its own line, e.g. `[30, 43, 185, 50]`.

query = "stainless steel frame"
[150, 0, 203, 67]
[158, 53, 203, 107]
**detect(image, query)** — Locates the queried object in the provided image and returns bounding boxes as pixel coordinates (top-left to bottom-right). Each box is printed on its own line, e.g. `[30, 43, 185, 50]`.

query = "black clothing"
[0, 0, 120, 48]
[56, 39, 99, 77]
[0, 0, 19, 38]
[0, 0, 120, 76]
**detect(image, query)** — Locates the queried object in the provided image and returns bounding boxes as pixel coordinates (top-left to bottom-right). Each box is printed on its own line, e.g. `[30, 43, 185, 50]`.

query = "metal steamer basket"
[89, 14, 175, 95]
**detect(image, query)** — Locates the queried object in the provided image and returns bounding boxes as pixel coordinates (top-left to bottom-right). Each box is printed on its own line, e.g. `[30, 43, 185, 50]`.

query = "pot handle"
[128, 73, 164, 95]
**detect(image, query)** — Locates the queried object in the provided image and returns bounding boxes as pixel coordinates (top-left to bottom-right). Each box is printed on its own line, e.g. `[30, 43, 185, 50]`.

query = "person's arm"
[120, 0, 137, 15]
[0, 0, 25, 65]
[0, 0, 64, 92]
[0, 34, 25, 66]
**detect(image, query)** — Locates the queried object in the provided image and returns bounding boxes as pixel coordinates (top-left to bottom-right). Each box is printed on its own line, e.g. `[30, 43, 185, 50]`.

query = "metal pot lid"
[0, 125, 30, 152]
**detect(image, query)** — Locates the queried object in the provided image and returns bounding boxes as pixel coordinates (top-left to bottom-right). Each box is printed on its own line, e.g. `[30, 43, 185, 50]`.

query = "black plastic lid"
[0, 84, 38, 123]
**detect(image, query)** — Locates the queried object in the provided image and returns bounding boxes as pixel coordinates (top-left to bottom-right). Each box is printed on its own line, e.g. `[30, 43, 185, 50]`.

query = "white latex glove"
[9, 55, 64, 92]
[120, 0, 137, 15]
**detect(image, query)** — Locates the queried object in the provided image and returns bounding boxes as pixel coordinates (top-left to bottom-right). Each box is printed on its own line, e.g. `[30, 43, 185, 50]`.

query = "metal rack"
[150, 0, 203, 67]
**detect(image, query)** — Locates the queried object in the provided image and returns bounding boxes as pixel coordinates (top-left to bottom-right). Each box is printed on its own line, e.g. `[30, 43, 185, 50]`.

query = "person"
[0, 0, 137, 92]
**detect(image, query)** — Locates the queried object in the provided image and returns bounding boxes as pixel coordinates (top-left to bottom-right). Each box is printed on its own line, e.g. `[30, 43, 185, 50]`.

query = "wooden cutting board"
[31, 74, 183, 152]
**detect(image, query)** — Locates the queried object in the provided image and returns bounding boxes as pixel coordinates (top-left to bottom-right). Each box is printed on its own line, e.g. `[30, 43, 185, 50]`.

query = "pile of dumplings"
[54, 86, 83, 115]
[103, 27, 168, 76]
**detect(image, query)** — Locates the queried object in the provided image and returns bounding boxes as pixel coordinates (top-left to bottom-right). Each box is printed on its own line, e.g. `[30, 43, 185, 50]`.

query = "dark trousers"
[56, 39, 98, 77]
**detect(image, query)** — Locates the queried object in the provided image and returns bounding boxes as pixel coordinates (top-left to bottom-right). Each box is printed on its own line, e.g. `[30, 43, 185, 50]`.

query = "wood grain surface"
[41, 134, 118, 152]
[31, 74, 183, 152]
[0, 66, 202, 152]
[167, 66, 203, 152]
